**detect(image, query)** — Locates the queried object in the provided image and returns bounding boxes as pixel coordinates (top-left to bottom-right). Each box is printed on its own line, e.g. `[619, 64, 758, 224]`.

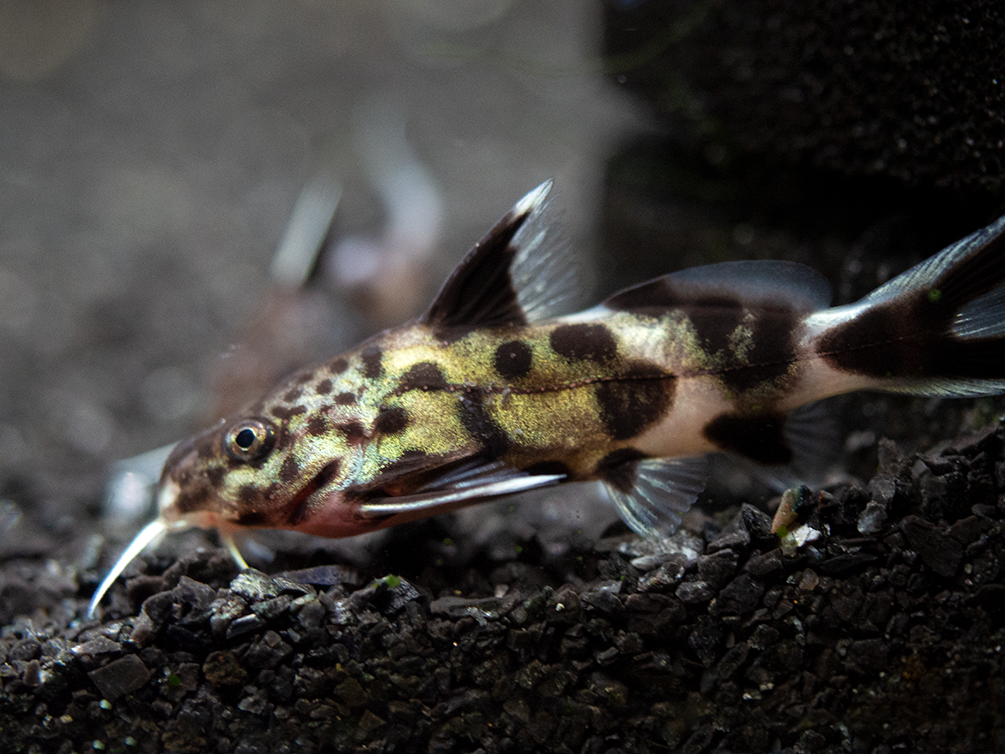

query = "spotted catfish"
[90, 181, 1005, 615]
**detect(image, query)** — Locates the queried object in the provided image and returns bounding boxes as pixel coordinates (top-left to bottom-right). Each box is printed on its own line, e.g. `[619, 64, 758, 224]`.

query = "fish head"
[153, 337, 470, 540]
[156, 396, 377, 540]
[88, 362, 387, 618]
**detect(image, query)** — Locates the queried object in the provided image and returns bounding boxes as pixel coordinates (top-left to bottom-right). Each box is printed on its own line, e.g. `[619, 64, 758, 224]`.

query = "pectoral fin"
[358, 459, 564, 518]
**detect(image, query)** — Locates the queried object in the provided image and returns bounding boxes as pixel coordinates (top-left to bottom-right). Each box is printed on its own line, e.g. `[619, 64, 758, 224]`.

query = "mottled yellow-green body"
[89, 179, 1005, 618]
[168, 315, 682, 531]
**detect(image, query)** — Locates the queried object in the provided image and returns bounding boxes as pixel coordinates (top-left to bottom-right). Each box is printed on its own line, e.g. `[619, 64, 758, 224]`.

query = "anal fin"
[703, 402, 841, 492]
[781, 399, 841, 482]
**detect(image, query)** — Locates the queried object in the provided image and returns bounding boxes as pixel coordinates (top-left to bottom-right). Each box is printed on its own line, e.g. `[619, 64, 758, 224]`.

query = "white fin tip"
[512, 180, 552, 218]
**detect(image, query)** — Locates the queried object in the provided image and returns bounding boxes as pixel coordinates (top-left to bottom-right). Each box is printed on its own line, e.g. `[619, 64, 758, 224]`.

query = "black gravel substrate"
[3, 422, 1004, 753]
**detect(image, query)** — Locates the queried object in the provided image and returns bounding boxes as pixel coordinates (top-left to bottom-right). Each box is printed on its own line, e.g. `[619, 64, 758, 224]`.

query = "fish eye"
[223, 419, 274, 462]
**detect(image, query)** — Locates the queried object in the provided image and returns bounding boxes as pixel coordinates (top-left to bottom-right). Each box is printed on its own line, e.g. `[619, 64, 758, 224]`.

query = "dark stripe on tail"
[817, 216, 1005, 391]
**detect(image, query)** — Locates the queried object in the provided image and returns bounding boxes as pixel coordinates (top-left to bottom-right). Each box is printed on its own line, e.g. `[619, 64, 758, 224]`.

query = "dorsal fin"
[605, 260, 832, 315]
[420, 181, 580, 334]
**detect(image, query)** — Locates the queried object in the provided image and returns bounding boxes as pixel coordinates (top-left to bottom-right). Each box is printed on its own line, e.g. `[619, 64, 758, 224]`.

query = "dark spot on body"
[236, 510, 270, 527]
[279, 455, 301, 484]
[524, 460, 572, 478]
[272, 405, 307, 421]
[707, 303, 799, 392]
[819, 302, 920, 378]
[374, 406, 409, 435]
[307, 415, 328, 436]
[595, 448, 648, 493]
[338, 420, 368, 444]
[494, 340, 533, 379]
[316, 379, 333, 395]
[398, 449, 429, 461]
[595, 364, 675, 440]
[171, 479, 213, 515]
[205, 465, 225, 487]
[335, 392, 357, 405]
[670, 295, 800, 392]
[237, 484, 261, 506]
[459, 391, 509, 459]
[361, 346, 383, 379]
[550, 323, 618, 362]
[285, 499, 312, 528]
[271, 425, 291, 452]
[817, 289, 1002, 382]
[612, 283, 801, 393]
[330, 357, 349, 375]
[688, 295, 745, 358]
[703, 413, 792, 465]
[194, 433, 218, 461]
[283, 387, 302, 403]
[399, 362, 448, 391]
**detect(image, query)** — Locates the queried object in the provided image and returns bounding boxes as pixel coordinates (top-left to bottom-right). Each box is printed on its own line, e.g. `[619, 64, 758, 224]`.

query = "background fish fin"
[812, 214, 1005, 397]
[604, 260, 832, 315]
[600, 456, 708, 536]
[420, 180, 580, 332]
[359, 460, 564, 517]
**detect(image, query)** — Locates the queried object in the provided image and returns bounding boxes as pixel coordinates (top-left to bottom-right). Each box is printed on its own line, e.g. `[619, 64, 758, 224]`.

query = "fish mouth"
[156, 478, 218, 530]
[157, 478, 182, 517]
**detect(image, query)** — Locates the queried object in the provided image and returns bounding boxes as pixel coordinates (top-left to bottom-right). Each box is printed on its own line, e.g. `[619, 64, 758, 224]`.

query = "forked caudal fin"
[810, 214, 1005, 397]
